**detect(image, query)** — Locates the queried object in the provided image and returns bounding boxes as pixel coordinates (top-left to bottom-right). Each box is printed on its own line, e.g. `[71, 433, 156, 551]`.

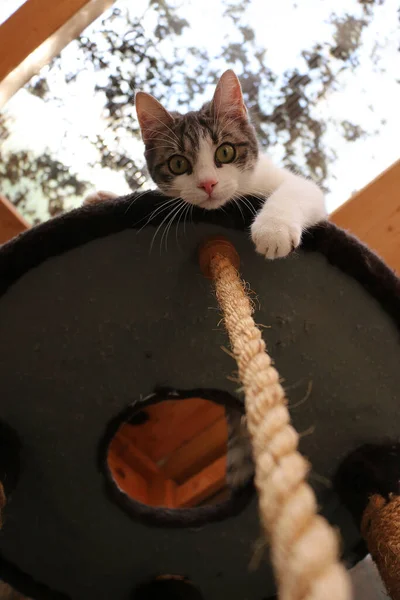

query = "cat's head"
[135, 70, 258, 209]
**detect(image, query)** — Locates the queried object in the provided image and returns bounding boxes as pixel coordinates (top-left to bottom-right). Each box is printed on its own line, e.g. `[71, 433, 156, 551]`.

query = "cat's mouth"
[198, 196, 229, 210]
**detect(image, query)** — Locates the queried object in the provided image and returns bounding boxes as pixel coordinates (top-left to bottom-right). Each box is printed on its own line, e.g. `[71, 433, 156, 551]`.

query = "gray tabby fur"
[144, 102, 259, 191]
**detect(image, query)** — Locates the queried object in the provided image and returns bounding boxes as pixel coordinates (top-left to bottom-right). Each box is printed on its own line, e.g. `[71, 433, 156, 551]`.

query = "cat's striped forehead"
[169, 108, 219, 156]
[144, 102, 258, 185]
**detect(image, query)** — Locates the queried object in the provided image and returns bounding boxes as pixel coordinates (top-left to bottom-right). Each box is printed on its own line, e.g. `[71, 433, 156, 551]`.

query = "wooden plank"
[150, 400, 225, 461]
[162, 417, 228, 483]
[0, 0, 93, 82]
[0, 194, 29, 244]
[175, 456, 227, 508]
[147, 476, 176, 508]
[109, 432, 178, 507]
[120, 398, 225, 462]
[107, 453, 148, 504]
[361, 208, 400, 272]
[330, 160, 400, 273]
[108, 433, 160, 478]
[0, 0, 116, 108]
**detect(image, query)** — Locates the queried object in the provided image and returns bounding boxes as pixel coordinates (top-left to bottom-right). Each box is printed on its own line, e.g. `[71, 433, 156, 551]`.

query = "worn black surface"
[0, 191, 399, 600]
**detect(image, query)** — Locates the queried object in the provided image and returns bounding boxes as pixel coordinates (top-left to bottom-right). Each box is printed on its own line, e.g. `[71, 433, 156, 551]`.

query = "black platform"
[0, 192, 399, 600]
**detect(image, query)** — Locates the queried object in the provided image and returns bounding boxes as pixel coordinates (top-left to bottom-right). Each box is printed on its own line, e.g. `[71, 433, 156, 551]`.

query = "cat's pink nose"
[197, 179, 217, 197]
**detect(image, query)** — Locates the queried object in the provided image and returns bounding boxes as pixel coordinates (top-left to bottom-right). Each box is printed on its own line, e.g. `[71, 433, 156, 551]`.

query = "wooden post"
[331, 160, 400, 273]
[0, 0, 116, 109]
[0, 195, 29, 244]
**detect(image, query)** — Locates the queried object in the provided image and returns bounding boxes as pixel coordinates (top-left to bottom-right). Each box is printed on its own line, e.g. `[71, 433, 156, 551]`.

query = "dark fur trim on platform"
[334, 442, 400, 527]
[0, 192, 399, 330]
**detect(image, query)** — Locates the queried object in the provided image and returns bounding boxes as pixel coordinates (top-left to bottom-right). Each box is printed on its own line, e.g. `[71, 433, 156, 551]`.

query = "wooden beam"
[0, 0, 92, 81]
[109, 433, 178, 508]
[176, 456, 227, 508]
[120, 398, 225, 463]
[330, 160, 400, 273]
[162, 417, 227, 483]
[147, 476, 176, 508]
[0, 194, 29, 244]
[0, 0, 116, 108]
[108, 432, 159, 478]
[107, 453, 149, 505]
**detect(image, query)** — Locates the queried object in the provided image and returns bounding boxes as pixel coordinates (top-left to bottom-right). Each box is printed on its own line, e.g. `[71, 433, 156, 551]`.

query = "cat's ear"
[135, 92, 174, 144]
[211, 70, 247, 118]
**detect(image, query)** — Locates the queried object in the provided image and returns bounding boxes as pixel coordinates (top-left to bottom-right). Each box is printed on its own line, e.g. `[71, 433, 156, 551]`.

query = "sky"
[1, 0, 399, 221]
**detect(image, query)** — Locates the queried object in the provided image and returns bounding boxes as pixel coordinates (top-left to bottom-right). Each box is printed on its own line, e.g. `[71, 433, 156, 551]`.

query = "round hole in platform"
[101, 389, 254, 527]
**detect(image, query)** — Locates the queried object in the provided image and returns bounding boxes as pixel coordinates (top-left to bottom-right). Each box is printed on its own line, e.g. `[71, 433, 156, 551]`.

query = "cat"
[135, 69, 327, 259]
[84, 70, 327, 490]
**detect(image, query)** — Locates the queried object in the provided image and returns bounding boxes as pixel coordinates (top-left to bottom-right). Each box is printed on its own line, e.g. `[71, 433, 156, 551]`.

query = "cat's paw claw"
[251, 216, 301, 259]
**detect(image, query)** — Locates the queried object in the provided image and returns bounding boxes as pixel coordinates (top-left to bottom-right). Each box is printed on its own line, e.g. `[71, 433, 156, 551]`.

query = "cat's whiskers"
[149, 202, 179, 252]
[231, 195, 246, 224]
[174, 201, 190, 248]
[247, 191, 269, 212]
[124, 188, 154, 214]
[237, 183, 268, 203]
[233, 193, 259, 217]
[136, 197, 180, 231]
[182, 202, 192, 239]
[188, 203, 195, 232]
[244, 187, 268, 198]
[150, 199, 186, 253]
[162, 200, 185, 251]
[239, 197, 259, 217]
[159, 200, 186, 253]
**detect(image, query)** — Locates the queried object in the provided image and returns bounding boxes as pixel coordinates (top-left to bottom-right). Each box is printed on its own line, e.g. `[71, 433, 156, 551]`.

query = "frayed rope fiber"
[199, 236, 352, 600]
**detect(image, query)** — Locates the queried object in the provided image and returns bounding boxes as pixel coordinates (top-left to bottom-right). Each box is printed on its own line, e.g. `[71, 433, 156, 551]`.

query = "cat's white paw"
[251, 211, 302, 259]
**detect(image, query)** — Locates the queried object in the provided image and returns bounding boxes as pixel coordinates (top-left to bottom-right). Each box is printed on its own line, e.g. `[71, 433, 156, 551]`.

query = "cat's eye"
[168, 155, 190, 175]
[215, 143, 236, 164]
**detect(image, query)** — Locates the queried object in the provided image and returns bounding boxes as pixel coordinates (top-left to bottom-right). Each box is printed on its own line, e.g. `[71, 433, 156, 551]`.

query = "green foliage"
[0, 0, 392, 221]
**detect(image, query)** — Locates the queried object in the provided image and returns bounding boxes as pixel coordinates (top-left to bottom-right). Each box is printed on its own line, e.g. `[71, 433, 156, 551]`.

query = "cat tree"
[0, 192, 399, 599]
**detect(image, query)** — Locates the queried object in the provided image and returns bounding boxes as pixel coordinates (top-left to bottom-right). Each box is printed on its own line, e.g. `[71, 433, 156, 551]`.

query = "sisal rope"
[361, 494, 400, 600]
[199, 237, 352, 600]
